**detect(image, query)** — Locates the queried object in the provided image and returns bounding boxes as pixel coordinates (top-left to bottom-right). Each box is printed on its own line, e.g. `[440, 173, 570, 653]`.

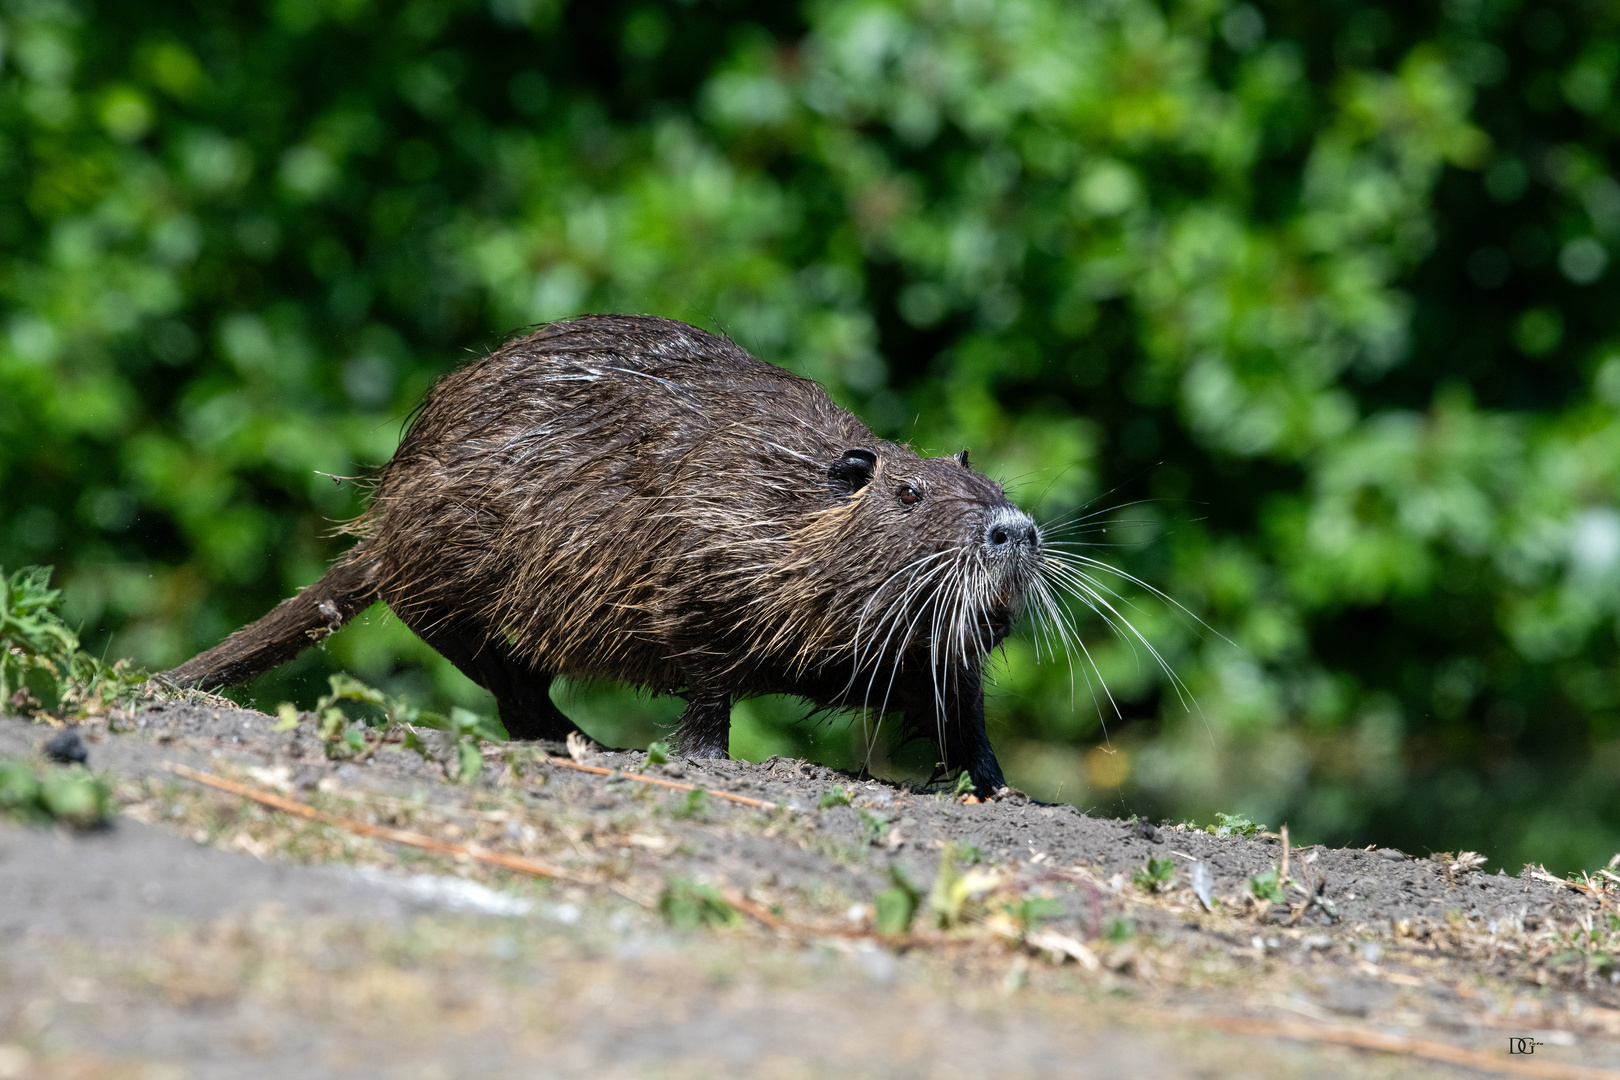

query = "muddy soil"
[3, 702, 1619, 1079]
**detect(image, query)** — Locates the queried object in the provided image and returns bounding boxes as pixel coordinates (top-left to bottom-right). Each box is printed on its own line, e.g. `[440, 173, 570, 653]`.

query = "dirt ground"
[4, 701, 1620, 1079]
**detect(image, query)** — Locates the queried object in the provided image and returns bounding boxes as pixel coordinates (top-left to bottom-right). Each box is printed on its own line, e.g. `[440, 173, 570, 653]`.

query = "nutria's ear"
[828, 449, 878, 495]
[955, 449, 971, 469]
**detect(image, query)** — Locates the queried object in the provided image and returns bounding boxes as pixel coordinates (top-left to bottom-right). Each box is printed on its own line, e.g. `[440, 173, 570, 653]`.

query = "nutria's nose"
[985, 512, 1038, 551]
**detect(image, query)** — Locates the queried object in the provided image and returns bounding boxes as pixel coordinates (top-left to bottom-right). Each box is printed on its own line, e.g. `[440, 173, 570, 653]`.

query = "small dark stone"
[42, 730, 88, 765]
[1132, 820, 1162, 843]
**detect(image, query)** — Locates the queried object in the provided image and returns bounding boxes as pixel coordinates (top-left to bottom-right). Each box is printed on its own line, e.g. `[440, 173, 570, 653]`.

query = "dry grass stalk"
[163, 761, 593, 884]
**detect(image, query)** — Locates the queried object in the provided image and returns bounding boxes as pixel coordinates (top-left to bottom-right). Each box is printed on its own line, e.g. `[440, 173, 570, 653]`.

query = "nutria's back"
[361, 316, 879, 691]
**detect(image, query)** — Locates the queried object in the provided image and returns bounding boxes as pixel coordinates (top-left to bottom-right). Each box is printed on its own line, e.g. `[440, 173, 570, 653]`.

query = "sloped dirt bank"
[2, 703, 1618, 1079]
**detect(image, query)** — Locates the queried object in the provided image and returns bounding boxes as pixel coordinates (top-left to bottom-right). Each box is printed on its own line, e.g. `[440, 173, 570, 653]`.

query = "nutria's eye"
[828, 448, 878, 495]
[897, 485, 921, 506]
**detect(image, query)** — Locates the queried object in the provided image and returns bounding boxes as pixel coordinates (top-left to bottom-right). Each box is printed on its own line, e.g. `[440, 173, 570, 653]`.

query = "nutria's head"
[821, 441, 1041, 678]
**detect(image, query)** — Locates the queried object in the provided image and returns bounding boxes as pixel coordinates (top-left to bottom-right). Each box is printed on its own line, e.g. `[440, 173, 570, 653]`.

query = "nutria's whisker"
[849, 548, 959, 662]
[1036, 498, 1177, 537]
[1039, 560, 1194, 710]
[1046, 549, 1199, 616]
[1028, 576, 1120, 725]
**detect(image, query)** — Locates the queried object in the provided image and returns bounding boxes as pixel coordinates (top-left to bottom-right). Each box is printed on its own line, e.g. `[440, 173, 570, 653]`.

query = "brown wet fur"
[161, 315, 1041, 792]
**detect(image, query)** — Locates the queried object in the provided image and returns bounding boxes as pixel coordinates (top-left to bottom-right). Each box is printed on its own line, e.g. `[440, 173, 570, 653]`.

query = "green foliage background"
[3, 0, 1618, 871]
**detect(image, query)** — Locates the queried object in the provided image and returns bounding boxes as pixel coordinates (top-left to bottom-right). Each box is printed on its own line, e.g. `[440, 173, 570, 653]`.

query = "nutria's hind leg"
[484, 651, 574, 742]
[670, 691, 731, 759]
[396, 607, 576, 742]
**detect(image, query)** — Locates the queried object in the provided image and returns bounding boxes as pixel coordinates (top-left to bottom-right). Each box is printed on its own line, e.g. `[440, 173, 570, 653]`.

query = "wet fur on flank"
[161, 314, 1044, 792]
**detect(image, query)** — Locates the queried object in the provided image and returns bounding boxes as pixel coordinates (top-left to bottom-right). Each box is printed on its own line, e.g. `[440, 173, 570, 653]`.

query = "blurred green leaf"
[0, 759, 111, 828]
[658, 878, 739, 931]
[875, 865, 922, 936]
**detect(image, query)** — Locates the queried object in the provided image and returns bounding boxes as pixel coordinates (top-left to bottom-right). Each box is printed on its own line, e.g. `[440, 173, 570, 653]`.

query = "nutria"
[160, 314, 1049, 793]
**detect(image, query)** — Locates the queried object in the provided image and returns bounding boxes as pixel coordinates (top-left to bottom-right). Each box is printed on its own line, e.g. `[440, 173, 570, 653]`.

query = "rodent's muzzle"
[984, 511, 1039, 553]
[979, 506, 1041, 647]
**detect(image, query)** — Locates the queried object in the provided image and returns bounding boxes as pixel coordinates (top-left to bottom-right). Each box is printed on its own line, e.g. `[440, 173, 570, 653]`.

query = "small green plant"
[657, 878, 739, 930]
[299, 673, 393, 760]
[926, 839, 1003, 929]
[1132, 856, 1177, 893]
[874, 865, 922, 935]
[1540, 912, 1620, 976]
[1209, 813, 1265, 838]
[316, 703, 368, 757]
[288, 673, 506, 782]
[1105, 917, 1135, 945]
[273, 703, 301, 731]
[1002, 896, 1066, 939]
[1247, 866, 1286, 904]
[671, 787, 708, 819]
[0, 758, 112, 828]
[642, 741, 671, 770]
[818, 785, 852, 808]
[956, 842, 984, 865]
[426, 707, 506, 784]
[858, 808, 890, 844]
[1, 566, 145, 718]
[952, 772, 976, 797]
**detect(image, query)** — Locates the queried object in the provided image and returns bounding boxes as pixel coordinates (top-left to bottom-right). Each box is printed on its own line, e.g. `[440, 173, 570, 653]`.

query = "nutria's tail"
[157, 550, 379, 689]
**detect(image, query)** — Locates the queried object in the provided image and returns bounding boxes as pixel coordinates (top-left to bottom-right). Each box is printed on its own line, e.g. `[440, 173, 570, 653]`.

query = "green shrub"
[1, 567, 144, 717]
